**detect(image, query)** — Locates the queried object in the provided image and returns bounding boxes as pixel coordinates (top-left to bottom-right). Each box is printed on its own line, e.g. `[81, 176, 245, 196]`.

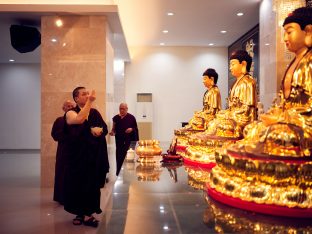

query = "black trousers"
[115, 140, 131, 176]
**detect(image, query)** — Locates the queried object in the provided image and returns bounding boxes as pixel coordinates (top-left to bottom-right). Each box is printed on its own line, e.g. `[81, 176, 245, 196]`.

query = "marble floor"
[0, 148, 118, 234]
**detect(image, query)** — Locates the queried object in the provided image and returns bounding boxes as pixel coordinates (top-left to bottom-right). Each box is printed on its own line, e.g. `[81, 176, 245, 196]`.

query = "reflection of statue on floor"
[174, 68, 221, 146]
[203, 193, 312, 233]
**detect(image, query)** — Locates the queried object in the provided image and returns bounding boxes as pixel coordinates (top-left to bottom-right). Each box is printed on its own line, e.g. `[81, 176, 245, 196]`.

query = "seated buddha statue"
[174, 68, 221, 146]
[208, 50, 257, 138]
[208, 7, 312, 213]
[233, 6, 312, 157]
[185, 50, 257, 164]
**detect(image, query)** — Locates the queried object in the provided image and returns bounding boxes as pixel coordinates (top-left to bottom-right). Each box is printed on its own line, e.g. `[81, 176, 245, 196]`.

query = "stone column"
[41, 16, 108, 187]
[259, 0, 305, 110]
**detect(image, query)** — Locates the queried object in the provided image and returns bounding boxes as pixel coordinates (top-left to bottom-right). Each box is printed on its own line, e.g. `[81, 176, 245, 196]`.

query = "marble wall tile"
[41, 16, 109, 187]
[259, 0, 305, 110]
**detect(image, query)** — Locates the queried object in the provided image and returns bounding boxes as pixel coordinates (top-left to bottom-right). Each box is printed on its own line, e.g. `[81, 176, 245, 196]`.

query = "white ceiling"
[116, 0, 260, 47]
[0, 0, 260, 63]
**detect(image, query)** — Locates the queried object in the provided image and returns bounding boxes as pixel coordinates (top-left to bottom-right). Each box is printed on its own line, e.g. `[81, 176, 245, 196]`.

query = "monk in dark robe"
[51, 100, 76, 205]
[64, 87, 109, 227]
[110, 103, 139, 176]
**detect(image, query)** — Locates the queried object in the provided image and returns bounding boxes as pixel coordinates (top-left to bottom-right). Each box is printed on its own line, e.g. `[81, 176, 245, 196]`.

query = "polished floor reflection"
[1, 149, 312, 234]
[0, 149, 116, 234]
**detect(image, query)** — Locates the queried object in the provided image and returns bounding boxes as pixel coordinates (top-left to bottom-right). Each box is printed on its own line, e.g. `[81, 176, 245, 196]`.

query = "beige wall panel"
[41, 15, 108, 187]
[138, 122, 152, 140]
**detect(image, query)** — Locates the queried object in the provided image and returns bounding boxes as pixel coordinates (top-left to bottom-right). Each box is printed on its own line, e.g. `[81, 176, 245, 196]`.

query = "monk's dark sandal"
[83, 216, 99, 227]
[72, 215, 84, 225]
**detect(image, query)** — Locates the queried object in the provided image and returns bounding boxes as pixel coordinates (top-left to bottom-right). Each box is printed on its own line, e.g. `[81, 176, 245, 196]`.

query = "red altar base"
[183, 157, 216, 169]
[206, 184, 312, 218]
[176, 145, 187, 154]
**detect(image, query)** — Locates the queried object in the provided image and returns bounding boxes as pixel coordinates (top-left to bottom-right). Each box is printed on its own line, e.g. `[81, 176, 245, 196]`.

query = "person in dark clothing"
[64, 87, 109, 228]
[51, 100, 76, 205]
[109, 103, 139, 176]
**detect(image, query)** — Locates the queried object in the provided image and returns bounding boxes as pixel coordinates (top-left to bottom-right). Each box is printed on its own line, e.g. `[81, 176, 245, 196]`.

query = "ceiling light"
[9, 59, 15, 62]
[51, 38, 57, 42]
[162, 30, 169, 34]
[209, 43, 214, 46]
[55, 19, 63, 27]
[167, 12, 174, 16]
[237, 12, 244, 16]
[265, 43, 270, 46]
[160, 43, 165, 46]
[220, 30, 227, 34]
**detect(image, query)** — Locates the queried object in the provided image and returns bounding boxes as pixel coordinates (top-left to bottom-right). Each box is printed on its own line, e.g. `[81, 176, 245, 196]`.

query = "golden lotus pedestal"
[207, 147, 312, 218]
[183, 134, 241, 169]
[174, 128, 205, 155]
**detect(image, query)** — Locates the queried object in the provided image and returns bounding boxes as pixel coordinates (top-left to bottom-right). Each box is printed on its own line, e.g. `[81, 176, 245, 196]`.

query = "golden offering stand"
[135, 140, 163, 164]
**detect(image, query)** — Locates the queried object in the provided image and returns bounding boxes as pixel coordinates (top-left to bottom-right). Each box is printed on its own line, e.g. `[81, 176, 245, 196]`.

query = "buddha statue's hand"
[260, 106, 283, 126]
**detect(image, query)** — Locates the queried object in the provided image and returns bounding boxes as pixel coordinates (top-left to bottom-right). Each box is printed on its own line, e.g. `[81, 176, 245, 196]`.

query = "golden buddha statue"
[185, 50, 257, 164]
[208, 50, 257, 138]
[208, 7, 312, 215]
[174, 68, 221, 147]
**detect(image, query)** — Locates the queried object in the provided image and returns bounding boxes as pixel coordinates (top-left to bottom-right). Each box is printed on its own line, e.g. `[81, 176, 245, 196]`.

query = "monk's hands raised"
[88, 90, 96, 102]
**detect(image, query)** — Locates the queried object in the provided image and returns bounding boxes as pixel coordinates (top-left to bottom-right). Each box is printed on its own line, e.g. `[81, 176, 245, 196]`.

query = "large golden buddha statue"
[209, 50, 257, 138]
[185, 50, 257, 164]
[208, 7, 312, 216]
[174, 68, 221, 147]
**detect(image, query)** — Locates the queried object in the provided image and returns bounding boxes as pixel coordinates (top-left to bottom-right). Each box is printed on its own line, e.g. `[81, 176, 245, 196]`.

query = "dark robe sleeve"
[88, 109, 110, 188]
[51, 117, 65, 142]
[130, 114, 139, 141]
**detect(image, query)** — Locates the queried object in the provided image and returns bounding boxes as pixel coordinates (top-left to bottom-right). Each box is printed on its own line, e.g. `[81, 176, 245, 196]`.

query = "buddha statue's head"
[283, 7, 312, 53]
[229, 50, 252, 79]
[202, 68, 218, 89]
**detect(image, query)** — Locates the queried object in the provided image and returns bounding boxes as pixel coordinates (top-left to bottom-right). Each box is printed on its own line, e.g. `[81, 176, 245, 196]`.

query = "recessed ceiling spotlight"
[220, 30, 227, 34]
[209, 43, 214, 46]
[167, 12, 174, 16]
[51, 38, 57, 42]
[9, 59, 15, 62]
[265, 43, 270, 46]
[162, 30, 169, 34]
[237, 12, 244, 16]
[55, 19, 63, 27]
[160, 42, 165, 46]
